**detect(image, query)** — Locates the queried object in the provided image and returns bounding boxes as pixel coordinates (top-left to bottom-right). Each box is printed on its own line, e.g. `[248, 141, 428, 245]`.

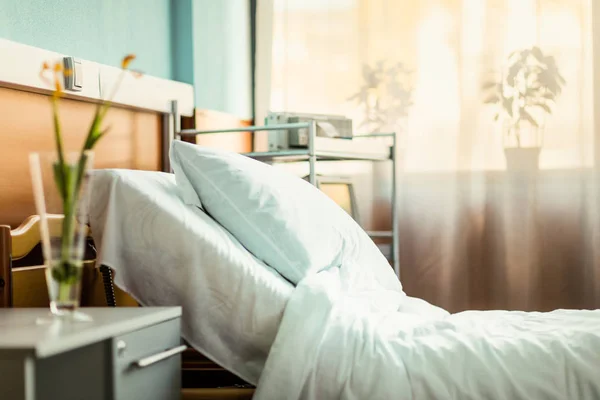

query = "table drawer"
[112, 318, 183, 400]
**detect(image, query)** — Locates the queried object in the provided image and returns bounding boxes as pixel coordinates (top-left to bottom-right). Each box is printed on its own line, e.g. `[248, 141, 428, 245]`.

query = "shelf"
[243, 149, 392, 162]
[366, 231, 393, 238]
[179, 124, 394, 162]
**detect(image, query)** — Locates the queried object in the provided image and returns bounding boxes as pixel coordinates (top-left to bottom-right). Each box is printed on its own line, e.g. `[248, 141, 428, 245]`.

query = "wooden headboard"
[0, 87, 162, 227]
[185, 108, 253, 153]
[0, 38, 196, 227]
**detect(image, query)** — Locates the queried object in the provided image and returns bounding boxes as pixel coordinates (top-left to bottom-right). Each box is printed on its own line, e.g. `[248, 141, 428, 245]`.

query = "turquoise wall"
[192, 0, 253, 119]
[170, 0, 253, 118]
[0, 0, 253, 118]
[0, 0, 173, 79]
[170, 0, 194, 85]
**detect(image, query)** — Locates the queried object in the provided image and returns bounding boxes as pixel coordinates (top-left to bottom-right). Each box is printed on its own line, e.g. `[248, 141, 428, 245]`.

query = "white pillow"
[170, 140, 403, 293]
[171, 141, 204, 209]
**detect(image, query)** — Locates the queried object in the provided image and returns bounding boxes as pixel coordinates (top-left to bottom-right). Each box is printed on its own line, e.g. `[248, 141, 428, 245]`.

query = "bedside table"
[0, 307, 183, 400]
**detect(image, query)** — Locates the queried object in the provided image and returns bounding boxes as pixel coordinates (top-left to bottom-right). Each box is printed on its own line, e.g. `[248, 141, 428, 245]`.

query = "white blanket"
[255, 269, 600, 399]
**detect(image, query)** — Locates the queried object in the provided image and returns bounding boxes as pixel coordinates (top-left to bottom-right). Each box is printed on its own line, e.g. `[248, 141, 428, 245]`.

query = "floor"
[181, 387, 255, 399]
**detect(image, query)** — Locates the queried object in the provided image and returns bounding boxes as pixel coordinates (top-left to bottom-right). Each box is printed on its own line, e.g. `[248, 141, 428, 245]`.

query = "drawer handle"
[133, 345, 187, 368]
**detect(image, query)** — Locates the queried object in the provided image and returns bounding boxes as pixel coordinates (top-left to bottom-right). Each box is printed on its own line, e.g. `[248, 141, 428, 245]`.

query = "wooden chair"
[0, 215, 254, 399]
[0, 215, 126, 308]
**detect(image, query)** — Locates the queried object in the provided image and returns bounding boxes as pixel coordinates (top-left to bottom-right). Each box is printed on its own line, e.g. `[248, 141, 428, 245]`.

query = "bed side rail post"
[161, 99, 181, 173]
[99, 265, 116, 307]
[0, 225, 12, 307]
[161, 109, 173, 173]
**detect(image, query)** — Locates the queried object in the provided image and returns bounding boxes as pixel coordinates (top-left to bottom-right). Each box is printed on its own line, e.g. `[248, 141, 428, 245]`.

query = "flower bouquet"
[30, 55, 138, 317]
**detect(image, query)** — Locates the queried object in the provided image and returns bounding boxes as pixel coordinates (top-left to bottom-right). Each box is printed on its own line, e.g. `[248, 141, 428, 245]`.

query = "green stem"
[75, 152, 89, 196]
[59, 162, 81, 267]
[51, 97, 68, 201]
[51, 97, 65, 166]
[60, 189, 77, 265]
[50, 94, 76, 266]
[54, 65, 123, 269]
[58, 281, 72, 302]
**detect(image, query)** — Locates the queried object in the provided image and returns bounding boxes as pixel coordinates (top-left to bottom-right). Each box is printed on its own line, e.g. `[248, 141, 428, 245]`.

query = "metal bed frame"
[163, 100, 400, 278]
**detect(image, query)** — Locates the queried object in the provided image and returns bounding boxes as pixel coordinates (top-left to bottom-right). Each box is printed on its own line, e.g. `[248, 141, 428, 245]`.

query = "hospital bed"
[2, 144, 600, 399]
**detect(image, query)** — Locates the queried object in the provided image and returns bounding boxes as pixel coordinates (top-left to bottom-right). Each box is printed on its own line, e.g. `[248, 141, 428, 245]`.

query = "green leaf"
[531, 46, 544, 62]
[506, 61, 524, 86]
[525, 87, 541, 97]
[52, 266, 65, 282]
[83, 106, 103, 151]
[482, 81, 498, 90]
[520, 109, 539, 127]
[50, 97, 66, 174]
[502, 97, 513, 117]
[87, 126, 110, 150]
[543, 55, 557, 67]
[51, 261, 82, 284]
[52, 162, 67, 201]
[483, 94, 500, 104]
[534, 103, 552, 114]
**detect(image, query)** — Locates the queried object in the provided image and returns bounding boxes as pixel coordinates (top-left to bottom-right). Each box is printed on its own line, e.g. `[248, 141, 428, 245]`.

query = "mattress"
[85, 169, 293, 385]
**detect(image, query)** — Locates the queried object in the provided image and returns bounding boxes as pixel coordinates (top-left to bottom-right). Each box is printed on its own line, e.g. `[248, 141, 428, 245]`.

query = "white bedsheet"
[255, 269, 600, 400]
[86, 169, 293, 385]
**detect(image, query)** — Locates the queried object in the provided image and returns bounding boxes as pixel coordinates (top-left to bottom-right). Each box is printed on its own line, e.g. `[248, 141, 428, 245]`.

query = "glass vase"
[29, 151, 94, 318]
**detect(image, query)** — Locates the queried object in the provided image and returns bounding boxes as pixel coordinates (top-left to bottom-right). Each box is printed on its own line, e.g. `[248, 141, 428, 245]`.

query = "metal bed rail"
[178, 121, 318, 185]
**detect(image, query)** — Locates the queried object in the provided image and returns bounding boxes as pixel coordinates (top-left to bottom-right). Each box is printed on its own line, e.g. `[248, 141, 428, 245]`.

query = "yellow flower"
[40, 62, 52, 87]
[40, 60, 67, 96]
[54, 79, 63, 95]
[121, 54, 136, 69]
[130, 69, 143, 78]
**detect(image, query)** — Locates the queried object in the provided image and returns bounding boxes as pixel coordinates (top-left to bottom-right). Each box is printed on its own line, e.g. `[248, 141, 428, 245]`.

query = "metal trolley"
[165, 101, 400, 278]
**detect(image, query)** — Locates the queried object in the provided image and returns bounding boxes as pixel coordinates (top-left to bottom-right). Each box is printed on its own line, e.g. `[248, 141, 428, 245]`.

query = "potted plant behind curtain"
[30, 55, 139, 318]
[483, 46, 565, 171]
[348, 60, 414, 135]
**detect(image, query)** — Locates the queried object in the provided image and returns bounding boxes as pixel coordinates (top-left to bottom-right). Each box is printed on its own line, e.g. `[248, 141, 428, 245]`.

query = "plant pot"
[503, 147, 541, 172]
[29, 151, 94, 317]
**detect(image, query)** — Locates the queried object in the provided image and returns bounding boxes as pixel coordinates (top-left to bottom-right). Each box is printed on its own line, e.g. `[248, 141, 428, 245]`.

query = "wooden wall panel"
[188, 109, 252, 153]
[0, 87, 162, 227]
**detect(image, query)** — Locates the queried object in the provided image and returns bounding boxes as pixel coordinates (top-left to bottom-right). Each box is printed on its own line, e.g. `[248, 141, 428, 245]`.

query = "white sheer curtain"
[256, 0, 600, 312]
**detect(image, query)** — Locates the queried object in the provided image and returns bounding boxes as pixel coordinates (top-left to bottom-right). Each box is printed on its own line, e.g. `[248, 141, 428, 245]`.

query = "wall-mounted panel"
[0, 39, 194, 115]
